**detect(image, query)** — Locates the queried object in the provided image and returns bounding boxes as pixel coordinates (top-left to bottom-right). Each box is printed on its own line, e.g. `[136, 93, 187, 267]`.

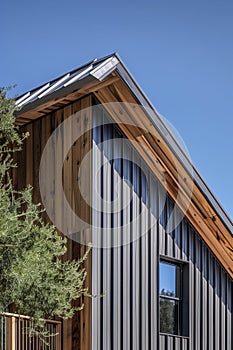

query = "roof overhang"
[15, 54, 233, 278]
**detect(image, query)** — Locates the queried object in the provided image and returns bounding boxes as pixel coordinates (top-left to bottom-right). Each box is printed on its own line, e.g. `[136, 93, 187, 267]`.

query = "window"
[159, 259, 189, 336]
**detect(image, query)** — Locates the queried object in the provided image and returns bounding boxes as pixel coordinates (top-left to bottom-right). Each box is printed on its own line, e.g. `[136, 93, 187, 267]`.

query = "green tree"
[0, 88, 90, 335]
[159, 289, 176, 334]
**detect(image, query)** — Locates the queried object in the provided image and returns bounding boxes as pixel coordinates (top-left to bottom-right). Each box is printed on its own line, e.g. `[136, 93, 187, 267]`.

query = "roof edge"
[15, 53, 233, 234]
[114, 54, 233, 234]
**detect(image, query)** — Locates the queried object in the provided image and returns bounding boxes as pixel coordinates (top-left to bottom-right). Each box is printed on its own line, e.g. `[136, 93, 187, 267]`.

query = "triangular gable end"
[16, 53, 233, 279]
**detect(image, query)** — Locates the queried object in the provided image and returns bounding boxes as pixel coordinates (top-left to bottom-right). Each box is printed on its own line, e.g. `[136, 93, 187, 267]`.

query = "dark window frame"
[159, 256, 189, 337]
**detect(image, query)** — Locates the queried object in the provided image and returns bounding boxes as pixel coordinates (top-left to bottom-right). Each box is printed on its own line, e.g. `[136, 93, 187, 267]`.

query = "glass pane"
[160, 298, 178, 334]
[159, 262, 177, 297]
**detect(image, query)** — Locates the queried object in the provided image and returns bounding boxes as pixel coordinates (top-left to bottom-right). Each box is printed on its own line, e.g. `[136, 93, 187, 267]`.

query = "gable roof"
[15, 53, 233, 277]
[15, 54, 119, 116]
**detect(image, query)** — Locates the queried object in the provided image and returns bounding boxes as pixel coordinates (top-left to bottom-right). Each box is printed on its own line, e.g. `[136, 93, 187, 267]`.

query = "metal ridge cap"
[15, 54, 119, 114]
[15, 55, 113, 103]
[90, 56, 119, 81]
[14, 53, 232, 234]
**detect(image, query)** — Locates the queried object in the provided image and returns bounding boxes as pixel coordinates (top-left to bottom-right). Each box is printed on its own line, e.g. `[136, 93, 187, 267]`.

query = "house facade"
[15, 54, 233, 350]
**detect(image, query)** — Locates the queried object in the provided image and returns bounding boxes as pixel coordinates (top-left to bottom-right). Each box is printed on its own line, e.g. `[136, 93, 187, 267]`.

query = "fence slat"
[11, 317, 16, 350]
[0, 313, 61, 350]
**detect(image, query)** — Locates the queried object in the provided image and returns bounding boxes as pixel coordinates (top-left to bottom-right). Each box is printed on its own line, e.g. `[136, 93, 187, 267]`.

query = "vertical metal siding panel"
[102, 123, 112, 350]
[92, 107, 233, 350]
[132, 153, 140, 350]
[150, 229, 157, 350]
[189, 228, 195, 350]
[150, 176, 158, 350]
[194, 237, 201, 350]
[106, 238, 112, 341]
[201, 244, 208, 350]
[92, 115, 102, 350]
[112, 245, 121, 350]
[140, 231, 148, 349]
[112, 138, 122, 350]
[122, 240, 131, 350]
[214, 262, 220, 349]
[159, 223, 166, 256]
[181, 220, 189, 261]
[166, 201, 174, 257]
[159, 187, 166, 256]
[122, 239, 131, 349]
[141, 177, 149, 350]
[208, 253, 214, 350]
[91, 249, 101, 349]
[122, 144, 131, 350]
[174, 214, 181, 260]
[132, 226, 140, 350]
[226, 277, 232, 350]
[220, 269, 226, 350]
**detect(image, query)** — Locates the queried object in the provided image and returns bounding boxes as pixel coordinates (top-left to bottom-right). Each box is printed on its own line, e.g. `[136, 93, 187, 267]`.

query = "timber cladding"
[15, 69, 233, 281]
[15, 95, 93, 350]
[14, 59, 233, 350]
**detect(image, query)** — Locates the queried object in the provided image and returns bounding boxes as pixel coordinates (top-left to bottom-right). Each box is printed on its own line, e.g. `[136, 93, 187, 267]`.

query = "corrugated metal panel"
[15, 54, 118, 108]
[16, 52, 232, 239]
[92, 111, 102, 350]
[91, 107, 232, 350]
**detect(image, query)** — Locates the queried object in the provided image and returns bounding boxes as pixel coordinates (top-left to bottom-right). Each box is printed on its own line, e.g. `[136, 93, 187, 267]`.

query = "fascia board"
[114, 57, 233, 235]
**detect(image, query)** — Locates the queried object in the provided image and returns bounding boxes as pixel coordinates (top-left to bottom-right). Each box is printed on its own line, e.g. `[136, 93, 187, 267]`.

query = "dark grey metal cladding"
[91, 107, 232, 350]
[16, 52, 232, 233]
[115, 57, 233, 235]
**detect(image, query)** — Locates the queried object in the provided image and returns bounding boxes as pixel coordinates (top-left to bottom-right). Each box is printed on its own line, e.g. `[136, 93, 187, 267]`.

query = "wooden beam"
[93, 81, 233, 279]
[15, 75, 120, 125]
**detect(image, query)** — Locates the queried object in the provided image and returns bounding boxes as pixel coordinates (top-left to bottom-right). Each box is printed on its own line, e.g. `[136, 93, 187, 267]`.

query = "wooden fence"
[0, 313, 61, 350]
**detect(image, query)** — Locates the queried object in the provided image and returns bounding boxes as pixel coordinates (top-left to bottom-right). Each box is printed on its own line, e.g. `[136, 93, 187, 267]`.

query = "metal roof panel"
[15, 53, 233, 236]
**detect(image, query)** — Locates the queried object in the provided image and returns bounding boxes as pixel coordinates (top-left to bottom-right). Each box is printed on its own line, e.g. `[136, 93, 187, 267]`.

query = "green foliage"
[159, 289, 176, 334]
[0, 88, 90, 336]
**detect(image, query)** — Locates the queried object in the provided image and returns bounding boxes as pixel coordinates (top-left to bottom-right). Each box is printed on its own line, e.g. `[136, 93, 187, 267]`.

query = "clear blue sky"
[160, 263, 176, 295]
[1, 0, 232, 220]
